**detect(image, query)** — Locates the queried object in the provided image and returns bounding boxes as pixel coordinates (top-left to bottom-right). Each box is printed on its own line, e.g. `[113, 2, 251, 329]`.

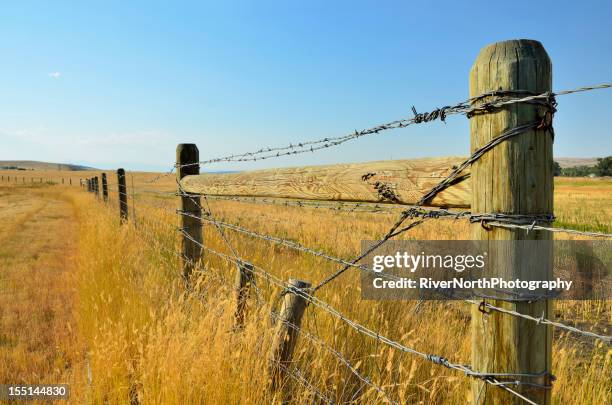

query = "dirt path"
[0, 186, 82, 390]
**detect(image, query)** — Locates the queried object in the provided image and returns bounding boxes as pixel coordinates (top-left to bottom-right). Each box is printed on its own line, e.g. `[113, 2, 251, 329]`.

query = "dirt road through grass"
[0, 185, 83, 392]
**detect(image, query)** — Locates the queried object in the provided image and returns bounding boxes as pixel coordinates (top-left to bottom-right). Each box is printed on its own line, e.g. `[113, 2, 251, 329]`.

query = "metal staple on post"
[268, 279, 311, 390]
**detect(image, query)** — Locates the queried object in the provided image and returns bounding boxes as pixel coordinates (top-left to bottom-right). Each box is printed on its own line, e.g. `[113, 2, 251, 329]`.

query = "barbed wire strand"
[466, 300, 611, 344]
[173, 83, 609, 169]
[485, 221, 612, 239]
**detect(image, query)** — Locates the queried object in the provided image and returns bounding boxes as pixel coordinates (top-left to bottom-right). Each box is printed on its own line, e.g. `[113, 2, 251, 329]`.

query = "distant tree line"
[0, 166, 27, 170]
[554, 156, 612, 177]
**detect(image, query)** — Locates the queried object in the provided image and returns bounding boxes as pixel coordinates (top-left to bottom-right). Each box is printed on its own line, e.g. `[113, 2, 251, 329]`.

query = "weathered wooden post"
[93, 177, 100, 198]
[234, 261, 254, 329]
[176, 144, 203, 280]
[62, 178, 64, 184]
[101, 173, 109, 202]
[117, 169, 129, 223]
[69, 178, 72, 185]
[268, 279, 311, 389]
[470, 39, 553, 404]
[86, 179, 91, 192]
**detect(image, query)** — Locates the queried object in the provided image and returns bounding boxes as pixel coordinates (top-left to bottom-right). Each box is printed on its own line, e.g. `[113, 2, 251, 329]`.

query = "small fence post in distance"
[176, 144, 203, 281]
[93, 176, 99, 199]
[87, 179, 91, 192]
[69, 178, 72, 186]
[101, 173, 108, 202]
[268, 279, 311, 390]
[470, 39, 553, 404]
[234, 261, 254, 329]
[117, 169, 129, 223]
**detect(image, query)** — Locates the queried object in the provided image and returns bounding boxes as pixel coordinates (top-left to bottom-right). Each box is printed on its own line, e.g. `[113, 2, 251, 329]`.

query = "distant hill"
[0, 160, 98, 171]
[555, 158, 598, 168]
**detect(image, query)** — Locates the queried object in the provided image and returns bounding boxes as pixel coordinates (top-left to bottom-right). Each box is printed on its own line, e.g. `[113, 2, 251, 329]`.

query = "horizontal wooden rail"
[180, 157, 470, 207]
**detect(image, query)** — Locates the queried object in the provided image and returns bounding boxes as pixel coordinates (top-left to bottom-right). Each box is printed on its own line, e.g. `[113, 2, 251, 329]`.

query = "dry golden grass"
[0, 175, 610, 404]
[0, 183, 85, 399]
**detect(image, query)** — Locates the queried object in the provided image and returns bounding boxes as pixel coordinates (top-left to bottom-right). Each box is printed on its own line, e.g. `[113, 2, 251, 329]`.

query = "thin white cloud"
[48, 72, 61, 79]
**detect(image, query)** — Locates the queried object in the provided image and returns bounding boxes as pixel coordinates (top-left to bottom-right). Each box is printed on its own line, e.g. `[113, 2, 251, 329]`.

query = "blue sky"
[0, 1, 610, 171]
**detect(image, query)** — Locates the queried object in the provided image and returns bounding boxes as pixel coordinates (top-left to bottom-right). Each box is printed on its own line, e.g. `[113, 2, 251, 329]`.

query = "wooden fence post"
[87, 179, 91, 192]
[234, 261, 254, 329]
[69, 178, 72, 185]
[93, 177, 99, 198]
[268, 279, 311, 389]
[176, 144, 202, 280]
[101, 173, 108, 202]
[117, 169, 129, 223]
[470, 39, 553, 404]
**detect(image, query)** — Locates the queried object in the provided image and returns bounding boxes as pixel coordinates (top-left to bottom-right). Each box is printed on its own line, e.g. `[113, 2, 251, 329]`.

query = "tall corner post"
[176, 144, 202, 281]
[469, 40, 553, 404]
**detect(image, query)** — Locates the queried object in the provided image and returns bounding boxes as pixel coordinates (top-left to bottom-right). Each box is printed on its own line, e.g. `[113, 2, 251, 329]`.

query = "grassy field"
[0, 174, 610, 404]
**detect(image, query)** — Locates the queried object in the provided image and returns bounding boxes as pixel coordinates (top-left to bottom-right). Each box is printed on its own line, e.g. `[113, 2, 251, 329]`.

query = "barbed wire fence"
[75, 79, 612, 404]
